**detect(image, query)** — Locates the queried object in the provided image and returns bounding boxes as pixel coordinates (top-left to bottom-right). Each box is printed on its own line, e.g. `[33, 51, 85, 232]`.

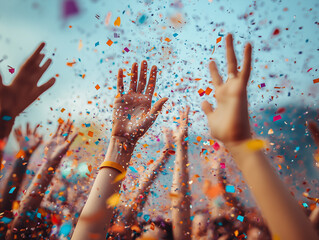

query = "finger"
[137, 60, 148, 93]
[117, 68, 124, 95]
[37, 59, 52, 79]
[34, 54, 45, 67]
[145, 65, 157, 97]
[201, 101, 214, 116]
[66, 120, 73, 136]
[144, 97, 168, 127]
[209, 61, 223, 88]
[309, 121, 319, 146]
[34, 136, 43, 150]
[29, 42, 45, 61]
[66, 132, 78, 146]
[184, 105, 190, 124]
[62, 119, 71, 135]
[33, 124, 40, 135]
[225, 34, 238, 76]
[36, 77, 56, 97]
[240, 43, 252, 85]
[129, 62, 138, 92]
[54, 121, 63, 137]
[26, 122, 31, 135]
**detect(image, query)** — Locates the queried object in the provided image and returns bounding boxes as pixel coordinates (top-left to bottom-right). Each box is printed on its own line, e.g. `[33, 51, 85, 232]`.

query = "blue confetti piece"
[9, 187, 16, 194]
[225, 185, 235, 193]
[95, 41, 99, 47]
[237, 215, 244, 222]
[128, 114, 131, 120]
[59, 222, 72, 236]
[2, 115, 12, 121]
[0, 217, 12, 224]
[129, 166, 138, 173]
[303, 203, 308, 208]
[190, 216, 194, 221]
[137, 212, 143, 217]
[138, 14, 147, 24]
[143, 214, 150, 222]
[37, 212, 41, 219]
[62, 133, 68, 137]
[173, 33, 178, 37]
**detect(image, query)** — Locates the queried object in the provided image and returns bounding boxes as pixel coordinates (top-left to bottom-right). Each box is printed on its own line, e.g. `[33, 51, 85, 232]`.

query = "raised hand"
[202, 34, 252, 145]
[45, 120, 78, 161]
[111, 60, 168, 143]
[173, 106, 190, 144]
[14, 123, 42, 152]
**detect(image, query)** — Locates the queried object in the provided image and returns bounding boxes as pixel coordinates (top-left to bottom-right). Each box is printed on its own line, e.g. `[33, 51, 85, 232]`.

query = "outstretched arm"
[7, 120, 77, 238]
[0, 43, 55, 162]
[72, 60, 168, 240]
[0, 123, 42, 214]
[171, 106, 191, 240]
[122, 129, 174, 226]
[202, 34, 319, 240]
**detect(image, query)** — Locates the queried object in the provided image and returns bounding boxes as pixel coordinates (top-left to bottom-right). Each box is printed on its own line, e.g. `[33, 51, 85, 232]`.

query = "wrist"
[225, 138, 267, 170]
[104, 136, 135, 170]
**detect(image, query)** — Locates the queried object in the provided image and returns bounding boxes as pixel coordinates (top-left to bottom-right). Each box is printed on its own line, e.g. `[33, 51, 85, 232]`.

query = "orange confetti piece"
[106, 39, 113, 46]
[194, 78, 202, 81]
[58, 118, 64, 124]
[216, 36, 222, 43]
[205, 87, 212, 95]
[313, 78, 319, 84]
[95, 84, 100, 90]
[88, 131, 93, 137]
[136, 153, 142, 159]
[61, 108, 65, 112]
[165, 38, 171, 42]
[88, 164, 92, 172]
[16, 150, 25, 159]
[114, 17, 121, 27]
[196, 136, 202, 141]
[66, 62, 76, 67]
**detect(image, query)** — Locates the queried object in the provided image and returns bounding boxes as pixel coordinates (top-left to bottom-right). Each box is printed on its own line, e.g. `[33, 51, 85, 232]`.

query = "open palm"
[112, 61, 168, 143]
[202, 34, 252, 145]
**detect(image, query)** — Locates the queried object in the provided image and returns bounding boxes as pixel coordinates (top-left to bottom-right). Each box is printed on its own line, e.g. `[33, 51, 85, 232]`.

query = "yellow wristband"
[99, 161, 125, 173]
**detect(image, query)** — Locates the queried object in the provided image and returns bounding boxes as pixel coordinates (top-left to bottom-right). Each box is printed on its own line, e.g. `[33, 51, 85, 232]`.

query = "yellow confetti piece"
[246, 139, 266, 151]
[106, 193, 121, 207]
[114, 17, 121, 27]
[112, 171, 126, 183]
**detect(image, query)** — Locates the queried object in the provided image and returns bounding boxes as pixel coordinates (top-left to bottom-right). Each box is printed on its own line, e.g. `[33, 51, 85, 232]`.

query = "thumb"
[144, 97, 168, 128]
[201, 100, 214, 116]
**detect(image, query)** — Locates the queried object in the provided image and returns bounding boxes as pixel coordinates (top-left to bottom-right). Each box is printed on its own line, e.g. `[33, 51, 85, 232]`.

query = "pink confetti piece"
[124, 47, 130, 52]
[213, 142, 220, 151]
[273, 115, 282, 122]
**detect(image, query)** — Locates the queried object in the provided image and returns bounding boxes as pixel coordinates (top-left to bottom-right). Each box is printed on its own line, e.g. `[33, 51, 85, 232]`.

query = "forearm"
[1, 152, 32, 213]
[72, 137, 135, 240]
[171, 143, 191, 240]
[229, 143, 319, 240]
[135, 149, 171, 209]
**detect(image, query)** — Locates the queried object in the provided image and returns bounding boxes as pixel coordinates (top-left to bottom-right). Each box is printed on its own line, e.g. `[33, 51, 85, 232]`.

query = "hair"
[136, 216, 173, 240]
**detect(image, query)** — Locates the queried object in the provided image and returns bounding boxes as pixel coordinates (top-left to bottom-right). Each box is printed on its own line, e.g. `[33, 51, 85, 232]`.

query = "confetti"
[106, 193, 120, 207]
[114, 16, 121, 27]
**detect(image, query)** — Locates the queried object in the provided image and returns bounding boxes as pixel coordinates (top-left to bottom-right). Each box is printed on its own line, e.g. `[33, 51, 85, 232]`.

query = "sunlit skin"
[72, 60, 168, 240]
[202, 33, 319, 240]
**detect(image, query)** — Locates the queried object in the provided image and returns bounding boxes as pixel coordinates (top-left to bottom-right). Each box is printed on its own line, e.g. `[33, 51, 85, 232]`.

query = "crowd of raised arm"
[0, 35, 318, 240]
